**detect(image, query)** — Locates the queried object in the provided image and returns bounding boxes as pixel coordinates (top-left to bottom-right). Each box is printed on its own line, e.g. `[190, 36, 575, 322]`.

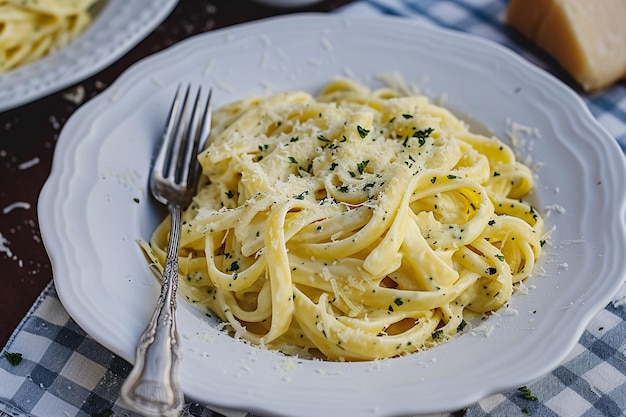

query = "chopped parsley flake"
[317, 135, 330, 142]
[413, 127, 434, 139]
[4, 352, 22, 366]
[294, 191, 308, 200]
[357, 125, 370, 138]
[456, 320, 467, 332]
[363, 182, 375, 191]
[357, 160, 369, 175]
[518, 386, 538, 401]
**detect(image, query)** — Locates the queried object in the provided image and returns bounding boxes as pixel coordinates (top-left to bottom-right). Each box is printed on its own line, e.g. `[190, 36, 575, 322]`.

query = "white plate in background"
[39, 14, 626, 417]
[0, 0, 178, 111]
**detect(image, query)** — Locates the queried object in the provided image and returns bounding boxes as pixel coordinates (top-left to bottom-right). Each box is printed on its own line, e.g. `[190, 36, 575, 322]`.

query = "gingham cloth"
[2, 1, 625, 416]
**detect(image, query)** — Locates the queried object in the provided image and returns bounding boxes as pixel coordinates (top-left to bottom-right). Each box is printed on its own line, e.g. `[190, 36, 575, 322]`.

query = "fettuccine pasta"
[143, 79, 544, 361]
[0, 0, 97, 73]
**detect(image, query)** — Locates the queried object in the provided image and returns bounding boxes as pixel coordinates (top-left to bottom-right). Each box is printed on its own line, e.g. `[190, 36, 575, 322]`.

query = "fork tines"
[152, 84, 212, 206]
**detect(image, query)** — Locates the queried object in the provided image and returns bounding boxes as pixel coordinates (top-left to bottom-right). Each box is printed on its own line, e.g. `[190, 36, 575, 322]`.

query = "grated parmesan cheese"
[470, 325, 494, 337]
[2, 201, 31, 214]
[544, 204, 566, 215]
[0, 233, 12, 258]
[321, 38, 333, 51]
[63, 85, 85, 105]
[280, 357, 300, 372]
[612, 296, 626, 308]
[18, 157, 40, 170]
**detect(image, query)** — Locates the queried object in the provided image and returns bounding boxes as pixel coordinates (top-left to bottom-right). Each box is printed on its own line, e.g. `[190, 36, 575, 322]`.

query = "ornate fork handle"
[121, 203, 184, 417]
[121, 84, 211, 416]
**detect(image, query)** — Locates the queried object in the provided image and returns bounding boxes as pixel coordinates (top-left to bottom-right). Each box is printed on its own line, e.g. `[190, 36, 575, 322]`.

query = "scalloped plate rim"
[0, 0, 179, 111]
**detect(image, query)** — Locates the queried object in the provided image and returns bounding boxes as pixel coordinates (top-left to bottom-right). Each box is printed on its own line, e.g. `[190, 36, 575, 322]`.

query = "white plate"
[0, 0, 178, 111]
[39, 14, 626, 417]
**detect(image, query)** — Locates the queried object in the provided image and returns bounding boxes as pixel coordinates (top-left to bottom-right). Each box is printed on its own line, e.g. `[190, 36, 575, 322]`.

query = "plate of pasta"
[0, 0, 178, 111]
[39, 14, 626, 417]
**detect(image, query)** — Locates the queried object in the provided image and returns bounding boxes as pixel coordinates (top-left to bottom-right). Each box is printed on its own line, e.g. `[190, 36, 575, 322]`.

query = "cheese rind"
[507, 0, 626, 92]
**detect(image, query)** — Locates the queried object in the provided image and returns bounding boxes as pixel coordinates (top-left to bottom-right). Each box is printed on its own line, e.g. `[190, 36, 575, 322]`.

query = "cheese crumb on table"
[507, 0, 626, 92]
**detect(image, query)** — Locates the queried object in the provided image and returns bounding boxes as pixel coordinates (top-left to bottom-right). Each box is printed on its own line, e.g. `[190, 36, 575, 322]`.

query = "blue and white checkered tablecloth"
[2, 1, 625, 416]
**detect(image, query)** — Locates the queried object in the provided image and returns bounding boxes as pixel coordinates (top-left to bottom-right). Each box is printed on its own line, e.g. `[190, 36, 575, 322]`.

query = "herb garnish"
[4, 351, 22, 366]
[317, 135, 330, 143]
[518, 386, 537, 401]
[456, 319, 467, 332]
[294, 191, 308, 200]
[413, 127, 434, 139]
[357, 125, 370, 138]
[357, 160, 369, 175]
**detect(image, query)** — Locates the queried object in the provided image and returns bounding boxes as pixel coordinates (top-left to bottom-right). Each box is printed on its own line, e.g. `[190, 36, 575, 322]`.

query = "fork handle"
[121, 204, 184, 417]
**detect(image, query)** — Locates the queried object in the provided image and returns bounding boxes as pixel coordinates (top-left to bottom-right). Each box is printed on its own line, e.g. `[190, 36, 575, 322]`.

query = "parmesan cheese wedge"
[506, 0, 626, 92]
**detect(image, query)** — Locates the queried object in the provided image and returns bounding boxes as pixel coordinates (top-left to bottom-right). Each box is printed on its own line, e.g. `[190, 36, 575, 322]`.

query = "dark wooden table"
[0, 0, 353, 348]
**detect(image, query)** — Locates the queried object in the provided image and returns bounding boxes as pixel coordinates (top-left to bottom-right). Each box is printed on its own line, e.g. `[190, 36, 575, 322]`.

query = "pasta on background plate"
[0, 0, 97, 73]
[143, 78, 544, 361]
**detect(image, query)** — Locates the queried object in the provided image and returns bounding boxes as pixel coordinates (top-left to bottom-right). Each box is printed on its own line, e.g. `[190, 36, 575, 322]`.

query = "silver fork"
[121, 84, 212, 417]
